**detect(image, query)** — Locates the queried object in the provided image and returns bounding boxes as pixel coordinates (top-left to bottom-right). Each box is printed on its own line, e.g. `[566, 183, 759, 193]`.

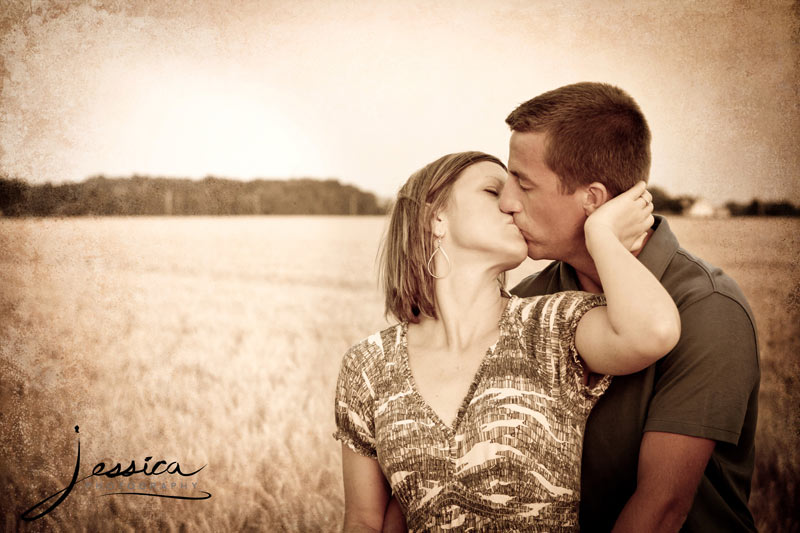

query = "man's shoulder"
[662, 245, 754, 319]
[644, 215, 753, 314]
[510, 261, 562, 297]
[656, 243, 760, 378]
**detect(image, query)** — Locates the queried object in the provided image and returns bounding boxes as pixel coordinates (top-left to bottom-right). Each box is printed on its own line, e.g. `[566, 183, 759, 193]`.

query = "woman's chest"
[372, 358, 590, 512]
[406, 345, 491, 430]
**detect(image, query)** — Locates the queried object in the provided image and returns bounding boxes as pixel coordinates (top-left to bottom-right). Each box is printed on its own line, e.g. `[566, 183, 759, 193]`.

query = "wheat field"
[0, 216, 797, 532]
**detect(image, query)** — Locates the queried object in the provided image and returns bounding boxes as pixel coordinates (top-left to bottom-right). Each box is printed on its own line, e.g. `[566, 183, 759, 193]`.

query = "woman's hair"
[379, 151, 507, 323]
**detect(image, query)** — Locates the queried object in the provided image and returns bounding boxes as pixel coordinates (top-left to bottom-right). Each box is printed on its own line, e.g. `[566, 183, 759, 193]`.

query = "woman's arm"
[575, 181, 681, 375]
[382, 496, 408, 532]
[341, 444, 391, 533]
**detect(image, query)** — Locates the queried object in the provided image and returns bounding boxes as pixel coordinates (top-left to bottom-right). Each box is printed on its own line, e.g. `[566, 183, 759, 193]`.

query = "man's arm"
[611, 431, 716, 532]
[610, 287, 758, 531]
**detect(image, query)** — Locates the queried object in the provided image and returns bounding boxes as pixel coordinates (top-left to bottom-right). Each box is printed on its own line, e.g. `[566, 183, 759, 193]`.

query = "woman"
[332, 151, 679, 532]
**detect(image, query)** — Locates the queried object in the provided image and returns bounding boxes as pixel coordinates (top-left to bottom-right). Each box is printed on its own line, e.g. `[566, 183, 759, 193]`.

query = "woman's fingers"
[630, 207, 653, 236]
[640, 189, 653, 209]
[642, 196, 654, 218]
[633, 188, 653, 220]
[584, 181, 654, 251]
[622, 180, 648, 200]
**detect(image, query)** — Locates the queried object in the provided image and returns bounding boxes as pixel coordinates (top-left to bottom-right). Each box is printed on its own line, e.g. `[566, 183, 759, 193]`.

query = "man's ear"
[582, 182, 610, 216]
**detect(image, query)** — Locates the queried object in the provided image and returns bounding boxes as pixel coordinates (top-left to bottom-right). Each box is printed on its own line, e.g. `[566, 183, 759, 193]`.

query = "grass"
[0, 215, 797, 532]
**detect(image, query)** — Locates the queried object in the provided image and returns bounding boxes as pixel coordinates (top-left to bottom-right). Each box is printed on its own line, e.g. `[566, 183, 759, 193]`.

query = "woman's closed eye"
[484, 188, 499, 196]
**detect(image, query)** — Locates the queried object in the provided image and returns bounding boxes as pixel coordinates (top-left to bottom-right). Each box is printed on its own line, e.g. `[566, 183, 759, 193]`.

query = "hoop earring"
[426, 238, 451, 279]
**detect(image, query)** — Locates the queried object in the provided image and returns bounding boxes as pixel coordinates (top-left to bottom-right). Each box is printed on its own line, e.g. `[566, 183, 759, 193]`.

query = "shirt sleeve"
[332, 340, 378, 458]
[523, 291, 611, 411]
[644, 292, 759, 444]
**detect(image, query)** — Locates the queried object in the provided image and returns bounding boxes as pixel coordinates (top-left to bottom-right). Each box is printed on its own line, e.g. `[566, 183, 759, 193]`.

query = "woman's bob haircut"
[379, 151, 508, 323]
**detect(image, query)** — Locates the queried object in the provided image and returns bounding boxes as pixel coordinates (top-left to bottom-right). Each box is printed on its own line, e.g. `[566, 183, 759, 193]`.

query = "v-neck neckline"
[399, 295, 516, 436]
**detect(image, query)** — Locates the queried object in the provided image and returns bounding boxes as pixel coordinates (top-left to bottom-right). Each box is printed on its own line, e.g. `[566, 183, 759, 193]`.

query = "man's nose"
[499, 180, 522, 214]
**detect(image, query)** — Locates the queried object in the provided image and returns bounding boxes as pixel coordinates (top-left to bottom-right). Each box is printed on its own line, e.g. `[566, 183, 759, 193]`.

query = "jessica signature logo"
[22, 426, 211, 521]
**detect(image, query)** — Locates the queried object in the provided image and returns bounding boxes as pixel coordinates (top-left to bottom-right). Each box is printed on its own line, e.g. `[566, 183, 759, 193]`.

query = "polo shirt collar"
[636, 215, 680, 281]
[557, 261, 582, 290]
[556, 214, 680, 287]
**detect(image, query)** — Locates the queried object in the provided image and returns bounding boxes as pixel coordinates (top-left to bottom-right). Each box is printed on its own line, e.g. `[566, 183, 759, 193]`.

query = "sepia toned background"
[1, 1, 798, 531]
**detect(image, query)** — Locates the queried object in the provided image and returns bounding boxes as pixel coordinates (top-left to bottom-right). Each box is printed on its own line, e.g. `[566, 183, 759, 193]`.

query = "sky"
[0, 0, 797, 204]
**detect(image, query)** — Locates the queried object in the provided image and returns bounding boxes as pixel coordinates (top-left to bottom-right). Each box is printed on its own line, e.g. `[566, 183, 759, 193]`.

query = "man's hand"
[611, 431, 716, 533]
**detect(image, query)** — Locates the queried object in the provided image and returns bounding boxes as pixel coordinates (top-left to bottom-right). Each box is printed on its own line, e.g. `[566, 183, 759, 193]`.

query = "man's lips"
[508, 217, 532, 241]
[515, 227, 533, 242]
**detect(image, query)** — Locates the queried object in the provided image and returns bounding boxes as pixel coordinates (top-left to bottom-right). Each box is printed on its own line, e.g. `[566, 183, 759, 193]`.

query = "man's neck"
[571, 229, 654, 294]
[575, 267, 603, 294]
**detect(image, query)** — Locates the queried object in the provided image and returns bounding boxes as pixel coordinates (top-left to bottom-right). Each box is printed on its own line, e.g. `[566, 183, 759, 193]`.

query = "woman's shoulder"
[512, 290, 606, 305]
[342, 322, 404, 365]
[507, 291, 606, 324]
[337, 323, 404, 393]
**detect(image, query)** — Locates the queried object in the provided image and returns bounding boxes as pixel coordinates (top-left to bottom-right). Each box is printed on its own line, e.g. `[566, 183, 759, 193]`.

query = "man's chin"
[526, 244, 556, 262]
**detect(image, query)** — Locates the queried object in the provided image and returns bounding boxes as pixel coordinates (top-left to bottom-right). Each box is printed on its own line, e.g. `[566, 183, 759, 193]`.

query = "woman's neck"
[411, 268, 507, 354]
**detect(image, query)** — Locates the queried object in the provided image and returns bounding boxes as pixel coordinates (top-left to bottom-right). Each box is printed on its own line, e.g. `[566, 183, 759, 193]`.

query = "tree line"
[0, 175, 387, 216]
[0, 176, 797, 217]
[648, 186, 800, 216]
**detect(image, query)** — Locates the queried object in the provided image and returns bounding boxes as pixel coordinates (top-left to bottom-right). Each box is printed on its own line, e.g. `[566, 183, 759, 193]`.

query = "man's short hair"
[506, 82, 651, 197]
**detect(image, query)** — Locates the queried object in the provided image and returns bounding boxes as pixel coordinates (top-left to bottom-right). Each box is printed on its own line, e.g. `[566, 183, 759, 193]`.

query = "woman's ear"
[582, 182, 610, 216]
[428, 205, 447, 238]
[430, 214, 446, 238]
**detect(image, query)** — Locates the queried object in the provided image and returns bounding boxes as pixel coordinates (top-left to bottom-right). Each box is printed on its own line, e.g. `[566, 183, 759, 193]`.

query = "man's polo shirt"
[511, 215, 760, 532]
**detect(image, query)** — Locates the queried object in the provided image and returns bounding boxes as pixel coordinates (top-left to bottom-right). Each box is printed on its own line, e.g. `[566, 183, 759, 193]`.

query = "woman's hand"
[584, 181, 654, 253]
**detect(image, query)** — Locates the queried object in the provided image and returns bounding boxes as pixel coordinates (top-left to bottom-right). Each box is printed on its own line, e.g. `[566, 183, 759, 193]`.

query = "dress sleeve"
[332, 340, 378, 458]
[522, 291, 611, 410]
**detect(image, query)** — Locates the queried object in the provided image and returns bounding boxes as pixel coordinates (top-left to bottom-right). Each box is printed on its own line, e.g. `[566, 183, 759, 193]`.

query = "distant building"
[683, 198, 731, 218]
[685, 198, 714, 217]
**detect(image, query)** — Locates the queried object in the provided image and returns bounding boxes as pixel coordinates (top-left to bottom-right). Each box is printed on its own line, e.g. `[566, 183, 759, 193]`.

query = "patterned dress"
[332, 291, 610, 532]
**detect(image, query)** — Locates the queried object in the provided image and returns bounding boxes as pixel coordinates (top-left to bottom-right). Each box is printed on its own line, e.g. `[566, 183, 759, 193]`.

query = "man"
[500, 82, 759, 532]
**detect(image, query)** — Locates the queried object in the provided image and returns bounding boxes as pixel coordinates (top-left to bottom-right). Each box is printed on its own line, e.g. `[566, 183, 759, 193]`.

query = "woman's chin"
[513, 242, 530, 264]
[511, 254, 528, 269]
[499, 247, 528, 271]
[476, 242, 529, 274]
